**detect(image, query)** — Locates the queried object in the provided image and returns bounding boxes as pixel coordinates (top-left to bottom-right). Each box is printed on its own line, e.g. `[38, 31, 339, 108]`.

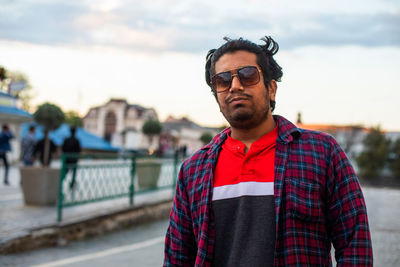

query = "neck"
[230, 114, 276, 153]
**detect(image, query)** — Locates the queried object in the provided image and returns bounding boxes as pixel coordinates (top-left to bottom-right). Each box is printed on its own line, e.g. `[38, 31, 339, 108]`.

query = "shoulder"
[298, 128, 337, 144]
[180, 145, 211, 175]
[295, 128, 344, 157]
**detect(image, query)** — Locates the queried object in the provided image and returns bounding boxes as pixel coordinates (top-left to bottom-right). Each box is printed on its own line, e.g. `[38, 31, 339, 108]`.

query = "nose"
[229, 74, 244, 92]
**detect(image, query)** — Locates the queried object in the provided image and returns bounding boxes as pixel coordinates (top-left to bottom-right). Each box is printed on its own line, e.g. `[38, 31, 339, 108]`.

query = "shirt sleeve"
[326, 137, 373, 266]
[164, 164, 196, 267]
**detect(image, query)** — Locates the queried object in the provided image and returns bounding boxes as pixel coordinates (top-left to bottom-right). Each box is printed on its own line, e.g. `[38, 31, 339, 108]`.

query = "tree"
[356, 126, 390, 178]
[34, 103, 65, 166]
[142, 119, 162, 148]
[200, 132, 213, 145]
[65, 111, 83, 127]
[389, 138, 400, 178]
[0, 66, 34, 111]
[0, 66, 6, 81]
[10, 71, 35, 112]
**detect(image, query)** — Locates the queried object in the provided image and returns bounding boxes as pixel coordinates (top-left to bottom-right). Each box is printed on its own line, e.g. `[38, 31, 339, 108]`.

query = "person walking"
[0, 124, 14, 185]
[62, 126, 81, 189]
[21, 125, 36, 166]
[164, 36, 372, 266]
[34, 137, 57, 166]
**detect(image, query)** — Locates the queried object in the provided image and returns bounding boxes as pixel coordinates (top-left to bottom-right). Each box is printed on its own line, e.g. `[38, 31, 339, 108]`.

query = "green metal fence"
[57, 153, 180, 222]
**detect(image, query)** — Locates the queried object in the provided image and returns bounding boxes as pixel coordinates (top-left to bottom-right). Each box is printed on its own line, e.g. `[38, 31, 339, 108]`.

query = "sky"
[0, 0, 399, 130]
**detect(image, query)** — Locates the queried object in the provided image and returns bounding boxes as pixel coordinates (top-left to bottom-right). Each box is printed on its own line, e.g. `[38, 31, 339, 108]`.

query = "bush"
[34, 103, 65, 131]
[356, 126, 390, 178]
[142, 119, 162, 149]
[200, 132, 213, 145]
[65, 111, 83, 127]
[33, 103, 65, 166]
[389, 138, 400, 178]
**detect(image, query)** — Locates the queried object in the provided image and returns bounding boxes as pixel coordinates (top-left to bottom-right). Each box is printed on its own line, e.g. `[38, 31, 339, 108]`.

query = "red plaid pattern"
[164, 115, 372, 266]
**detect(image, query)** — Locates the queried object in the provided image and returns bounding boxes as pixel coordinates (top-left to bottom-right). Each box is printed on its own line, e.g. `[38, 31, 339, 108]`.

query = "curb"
[0, 200, 172, 254]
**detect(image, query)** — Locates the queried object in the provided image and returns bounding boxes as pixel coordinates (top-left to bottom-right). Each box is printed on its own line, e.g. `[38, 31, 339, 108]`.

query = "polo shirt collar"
[204, 114, 301, 155]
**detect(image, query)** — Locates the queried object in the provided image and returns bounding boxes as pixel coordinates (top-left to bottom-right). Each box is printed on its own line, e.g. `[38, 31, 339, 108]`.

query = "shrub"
[356, 126, 390, 178]
[33, 103, 65, 166]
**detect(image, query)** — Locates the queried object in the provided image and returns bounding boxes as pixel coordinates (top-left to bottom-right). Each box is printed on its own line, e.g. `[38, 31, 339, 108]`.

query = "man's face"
[214, 50, 276, 129]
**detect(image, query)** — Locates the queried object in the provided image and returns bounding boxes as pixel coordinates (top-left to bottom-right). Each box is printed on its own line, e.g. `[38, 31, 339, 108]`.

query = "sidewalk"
[0, 165, 174, 254]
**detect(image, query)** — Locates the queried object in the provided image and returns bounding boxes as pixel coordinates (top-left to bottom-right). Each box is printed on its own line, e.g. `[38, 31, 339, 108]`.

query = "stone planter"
[20, 167, 60, 206]
[136, 158, 162, 190]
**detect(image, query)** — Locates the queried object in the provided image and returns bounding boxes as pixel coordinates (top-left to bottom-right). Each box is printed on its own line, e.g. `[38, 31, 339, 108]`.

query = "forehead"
[214, 50, 258, 73]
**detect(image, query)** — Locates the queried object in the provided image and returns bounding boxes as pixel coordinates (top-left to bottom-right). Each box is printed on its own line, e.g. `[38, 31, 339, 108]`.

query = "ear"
[268, 80, 277, 101]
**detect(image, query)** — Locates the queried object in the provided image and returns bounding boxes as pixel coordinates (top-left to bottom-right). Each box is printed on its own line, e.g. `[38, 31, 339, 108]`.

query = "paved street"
[0, 164, 173, 245]
[1, 185, 399, 266]
[1, 219, 169, 267]
[362, 187, 400, 266]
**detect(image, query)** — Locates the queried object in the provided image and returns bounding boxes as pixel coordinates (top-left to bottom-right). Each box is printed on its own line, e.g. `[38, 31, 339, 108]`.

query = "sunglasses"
[211, 66, 262, 93]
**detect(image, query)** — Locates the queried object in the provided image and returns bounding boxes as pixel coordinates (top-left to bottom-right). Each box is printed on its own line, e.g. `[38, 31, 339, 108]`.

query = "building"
[162, 116, 219, 155]
[83, 99, 159, 150]
[295, 112, 369, 161]
[297, 122, 367, 160]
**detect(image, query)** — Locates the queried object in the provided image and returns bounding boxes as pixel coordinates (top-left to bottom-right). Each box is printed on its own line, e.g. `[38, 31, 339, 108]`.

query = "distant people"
[62, 127, 81, 189]
[21, 125, 37, 166]
[34, 137, 57, 166]
[0, 124, 14, 185]
[180, 145, 188, 157]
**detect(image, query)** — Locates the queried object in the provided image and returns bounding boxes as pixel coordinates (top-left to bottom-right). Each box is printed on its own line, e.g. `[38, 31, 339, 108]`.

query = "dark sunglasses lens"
[214, 72, 232, 91]
[238, 66, 260, 86]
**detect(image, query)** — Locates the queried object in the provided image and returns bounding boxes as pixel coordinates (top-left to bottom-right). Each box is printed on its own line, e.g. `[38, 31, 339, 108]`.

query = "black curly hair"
[205, 36, 283, 112]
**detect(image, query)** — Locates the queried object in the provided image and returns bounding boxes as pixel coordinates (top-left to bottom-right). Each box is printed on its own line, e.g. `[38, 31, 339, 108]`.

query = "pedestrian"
[21, 125, 36, 166]
[34, 137, 57, 166]
[62, 126, 81, 189]
[0, 124, 14, 185]
[164, 36, 373, 266]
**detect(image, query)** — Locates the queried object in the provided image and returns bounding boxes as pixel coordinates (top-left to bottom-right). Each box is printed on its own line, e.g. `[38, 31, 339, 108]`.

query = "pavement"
[0, 164, 174, 254]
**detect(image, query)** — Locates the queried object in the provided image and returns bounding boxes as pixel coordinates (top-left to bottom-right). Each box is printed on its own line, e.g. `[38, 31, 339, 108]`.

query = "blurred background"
[0, 0, 399, 129]
[1, 0, 399, 266]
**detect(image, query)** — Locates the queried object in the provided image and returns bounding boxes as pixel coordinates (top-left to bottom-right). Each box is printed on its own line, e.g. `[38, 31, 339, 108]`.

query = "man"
[164, 36, 372, 266]
[62, 126, 81, 189]
[34, 136, 57, 166]
[0, 124, 13, 185]
[21, 125, 36, 166]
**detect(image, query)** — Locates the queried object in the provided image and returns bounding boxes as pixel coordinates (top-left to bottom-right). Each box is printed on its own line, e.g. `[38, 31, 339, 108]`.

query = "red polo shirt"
[211, 126, 278, 267]
[214, 125, 278, 190]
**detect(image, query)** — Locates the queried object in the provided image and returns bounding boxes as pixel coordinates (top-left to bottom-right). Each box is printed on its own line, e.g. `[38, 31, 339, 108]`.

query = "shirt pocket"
[285, 178, 324, 223]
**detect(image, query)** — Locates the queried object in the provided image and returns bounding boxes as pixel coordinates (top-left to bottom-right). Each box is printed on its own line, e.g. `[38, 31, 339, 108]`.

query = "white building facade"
[83, 99, 159, 150]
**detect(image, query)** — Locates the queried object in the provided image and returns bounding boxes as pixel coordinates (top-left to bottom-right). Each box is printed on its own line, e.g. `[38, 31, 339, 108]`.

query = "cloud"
[0, 0, 399, 53]
[0, 1, 86, 45]
[275, 13, 400, 49]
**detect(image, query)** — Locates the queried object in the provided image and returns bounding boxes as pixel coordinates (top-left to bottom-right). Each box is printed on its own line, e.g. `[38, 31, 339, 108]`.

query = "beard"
[220, 94, 270, 129]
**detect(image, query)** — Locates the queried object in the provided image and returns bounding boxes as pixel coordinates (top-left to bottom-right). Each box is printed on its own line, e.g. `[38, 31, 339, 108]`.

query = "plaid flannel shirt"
[164, 115, 372, 266]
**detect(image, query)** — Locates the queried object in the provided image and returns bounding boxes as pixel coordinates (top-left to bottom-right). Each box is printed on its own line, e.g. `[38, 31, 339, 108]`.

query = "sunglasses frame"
[211, 65, 262, 93]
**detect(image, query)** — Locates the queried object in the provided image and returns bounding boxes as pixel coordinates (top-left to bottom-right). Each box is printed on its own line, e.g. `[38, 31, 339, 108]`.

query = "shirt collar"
[204, 115, 301, 155]
[224, 124, 278, 153]
[273, 115, 301, 144]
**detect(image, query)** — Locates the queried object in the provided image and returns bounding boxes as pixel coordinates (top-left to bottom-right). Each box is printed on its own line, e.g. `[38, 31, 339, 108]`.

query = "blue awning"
[0, 105, 32, 118]
[0, 92, 32, 123]
[21, 123, 118, 151]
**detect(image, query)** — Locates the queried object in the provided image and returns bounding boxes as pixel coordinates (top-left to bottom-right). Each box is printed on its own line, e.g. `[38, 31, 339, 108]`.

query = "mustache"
[225, 93, 252, 104]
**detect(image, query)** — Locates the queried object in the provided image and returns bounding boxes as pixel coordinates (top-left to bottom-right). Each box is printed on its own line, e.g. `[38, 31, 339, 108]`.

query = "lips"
[227, 95, 251, 104]
[225, 94, 250, 103]
[230, 98, 248, 104]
